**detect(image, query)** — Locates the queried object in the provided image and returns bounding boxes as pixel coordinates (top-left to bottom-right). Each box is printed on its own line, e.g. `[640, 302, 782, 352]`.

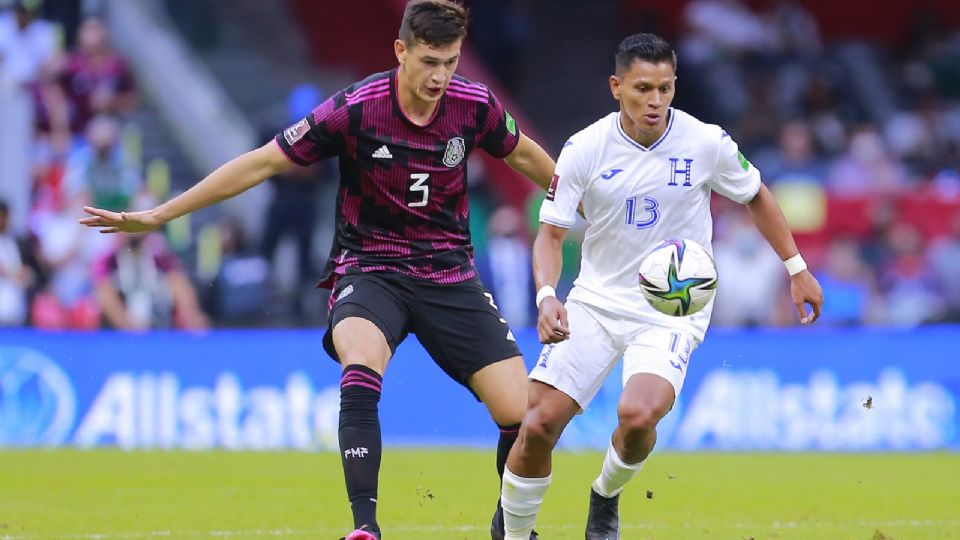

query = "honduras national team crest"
[443, 137, 466, 168]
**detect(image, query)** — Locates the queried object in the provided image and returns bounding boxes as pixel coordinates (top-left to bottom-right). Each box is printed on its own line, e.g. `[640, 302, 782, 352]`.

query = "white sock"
[591, 442, 644, 498]
[501, 466, 552, 540]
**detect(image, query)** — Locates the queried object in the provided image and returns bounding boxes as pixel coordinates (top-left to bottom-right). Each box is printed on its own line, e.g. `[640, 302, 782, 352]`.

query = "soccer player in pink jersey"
[81, 2, 554, 538]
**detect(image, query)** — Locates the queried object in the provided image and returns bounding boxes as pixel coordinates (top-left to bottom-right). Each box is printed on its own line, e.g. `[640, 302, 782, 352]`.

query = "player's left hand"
[790, 270, 822, 324]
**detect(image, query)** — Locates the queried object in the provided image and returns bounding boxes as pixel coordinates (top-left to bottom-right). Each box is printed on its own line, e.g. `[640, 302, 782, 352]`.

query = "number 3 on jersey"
[408, 173, 430, 207]
[625, 196, 659, 228]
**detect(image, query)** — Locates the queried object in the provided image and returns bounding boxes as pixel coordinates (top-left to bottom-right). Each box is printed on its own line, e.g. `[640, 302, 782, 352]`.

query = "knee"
[338, 352, 382, 371]
[337, 343, 389, 374]
[518, 408, 565, 451]
[618, 401, 669, 435]
[333, 318, 391, 371]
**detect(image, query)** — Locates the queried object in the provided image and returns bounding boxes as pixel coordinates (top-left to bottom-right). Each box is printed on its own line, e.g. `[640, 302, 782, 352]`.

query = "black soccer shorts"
[322, 271, 522, 396]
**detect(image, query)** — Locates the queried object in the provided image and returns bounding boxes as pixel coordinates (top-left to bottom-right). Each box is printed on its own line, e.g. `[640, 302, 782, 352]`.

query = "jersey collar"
[615, 108, 675, 152]
[392, 68, 444, 129]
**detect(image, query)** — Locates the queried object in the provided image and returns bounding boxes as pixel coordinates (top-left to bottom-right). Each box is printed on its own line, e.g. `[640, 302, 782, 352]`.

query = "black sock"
[496, 422, 521, 509]
[339, 365, 383, 533]
[496, 423, 520, 479]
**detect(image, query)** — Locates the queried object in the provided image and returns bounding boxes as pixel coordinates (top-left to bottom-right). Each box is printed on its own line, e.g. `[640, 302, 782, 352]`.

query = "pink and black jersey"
[274, 69, 520, 287]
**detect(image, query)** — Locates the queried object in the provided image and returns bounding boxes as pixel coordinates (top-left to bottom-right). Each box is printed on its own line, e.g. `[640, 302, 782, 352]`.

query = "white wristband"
[784, 254, 807, 276]
[535, 285, 557, 308]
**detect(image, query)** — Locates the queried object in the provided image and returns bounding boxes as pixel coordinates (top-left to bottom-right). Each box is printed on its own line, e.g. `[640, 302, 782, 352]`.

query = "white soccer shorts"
[530, 300, 699, 409]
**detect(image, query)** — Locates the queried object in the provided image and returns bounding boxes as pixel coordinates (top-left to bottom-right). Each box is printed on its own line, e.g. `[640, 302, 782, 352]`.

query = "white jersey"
[540, 108, 762, 340]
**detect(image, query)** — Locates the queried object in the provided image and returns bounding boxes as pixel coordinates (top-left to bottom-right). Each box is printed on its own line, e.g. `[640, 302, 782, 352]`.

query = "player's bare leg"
[333, 317, 392, 540]
[612, 373, 674, 462]
[498, 380, 580, 540]
[506, 381, 580, 476]
[469, 355, 542, 540]
[469, 354, 529, 426]
[586, 373, 675, 540]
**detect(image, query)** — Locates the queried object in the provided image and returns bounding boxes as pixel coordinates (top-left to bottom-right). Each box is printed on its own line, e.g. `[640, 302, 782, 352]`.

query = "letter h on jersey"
[667, 158, 694, 187]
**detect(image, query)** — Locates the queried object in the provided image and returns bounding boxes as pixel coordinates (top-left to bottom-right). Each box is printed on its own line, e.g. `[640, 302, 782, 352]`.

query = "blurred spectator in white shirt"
[0, 0, 61, 236]
[712, 210, 785, 326]
[0, 199, 32, 325]
[0, 1, 60, 88]
[93, 231, 209, 331]
[486, 205, 533, 328]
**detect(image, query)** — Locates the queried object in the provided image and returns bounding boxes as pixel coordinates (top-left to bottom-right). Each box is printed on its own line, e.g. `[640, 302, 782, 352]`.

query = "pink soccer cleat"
[341, 525, 380, 540]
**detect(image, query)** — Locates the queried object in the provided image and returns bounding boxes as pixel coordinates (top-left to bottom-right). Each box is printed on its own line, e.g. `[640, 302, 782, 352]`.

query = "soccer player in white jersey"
[498, 34, 824, 539]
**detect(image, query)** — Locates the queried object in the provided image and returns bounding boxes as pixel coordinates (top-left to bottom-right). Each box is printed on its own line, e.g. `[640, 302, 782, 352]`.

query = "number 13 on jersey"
[625, 196, 659, 228]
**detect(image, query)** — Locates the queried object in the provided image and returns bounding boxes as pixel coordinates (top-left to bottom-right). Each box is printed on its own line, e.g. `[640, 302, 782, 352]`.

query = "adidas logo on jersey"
[372, 145, 393, 159]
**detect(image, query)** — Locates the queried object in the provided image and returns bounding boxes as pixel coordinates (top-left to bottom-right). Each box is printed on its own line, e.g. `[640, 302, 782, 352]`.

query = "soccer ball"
[638, 239, 718, 317]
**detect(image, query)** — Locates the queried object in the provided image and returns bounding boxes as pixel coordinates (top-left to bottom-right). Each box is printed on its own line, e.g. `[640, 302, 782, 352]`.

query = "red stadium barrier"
[897, 189, 960, 239]
[792, 190, 960, 266]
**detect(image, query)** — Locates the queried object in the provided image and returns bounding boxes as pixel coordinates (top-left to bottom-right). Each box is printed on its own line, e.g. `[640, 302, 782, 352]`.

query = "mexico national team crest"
[443, 137, 466, 168]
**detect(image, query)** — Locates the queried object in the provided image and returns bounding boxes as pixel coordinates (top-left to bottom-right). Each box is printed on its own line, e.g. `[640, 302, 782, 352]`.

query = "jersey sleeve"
[274, 93, 346, 166]
[477, 89, 521, 158]
[708, 131, 762, 204]
[539, 139, 588, 228]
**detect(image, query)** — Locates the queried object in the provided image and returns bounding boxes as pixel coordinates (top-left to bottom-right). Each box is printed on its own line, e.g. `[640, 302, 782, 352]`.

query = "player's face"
[610, 60, 676, 140]
[395, 38, 462, 103]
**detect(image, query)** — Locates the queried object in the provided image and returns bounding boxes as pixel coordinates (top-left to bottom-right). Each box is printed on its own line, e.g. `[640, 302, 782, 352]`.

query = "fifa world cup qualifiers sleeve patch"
[505, 110, 517, 136]
[546, 174, 560, 201]
[283, 118, 311, 146]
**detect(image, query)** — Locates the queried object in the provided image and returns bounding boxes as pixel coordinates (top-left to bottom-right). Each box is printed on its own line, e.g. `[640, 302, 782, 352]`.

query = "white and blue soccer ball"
[638, 238, 718, 317]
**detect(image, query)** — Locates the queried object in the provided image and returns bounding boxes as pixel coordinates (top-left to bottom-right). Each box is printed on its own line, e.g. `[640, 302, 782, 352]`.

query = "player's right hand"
[790, 269, 823, 324]
[537, 296, 570, 344]
[79, 206, 164, 234]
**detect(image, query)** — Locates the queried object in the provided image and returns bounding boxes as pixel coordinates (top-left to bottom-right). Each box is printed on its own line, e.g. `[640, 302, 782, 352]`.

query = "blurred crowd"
[0, 0, 211, 331]
[475, 0, 960, 329]
[3, 0, 960, 331]
[662, 0, 960, 326]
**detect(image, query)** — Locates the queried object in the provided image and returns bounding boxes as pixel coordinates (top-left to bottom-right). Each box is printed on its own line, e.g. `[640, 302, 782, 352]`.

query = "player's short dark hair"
[399, 0, 469, 47]
[615, 33, 677, 75]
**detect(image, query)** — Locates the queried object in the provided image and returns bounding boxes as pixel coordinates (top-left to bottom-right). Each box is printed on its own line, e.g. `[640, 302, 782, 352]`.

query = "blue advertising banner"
[1, 327, 957, 450]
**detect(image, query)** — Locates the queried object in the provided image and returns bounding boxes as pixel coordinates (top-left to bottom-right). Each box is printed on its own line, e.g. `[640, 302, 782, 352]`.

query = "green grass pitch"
[1, 450, 958, 539]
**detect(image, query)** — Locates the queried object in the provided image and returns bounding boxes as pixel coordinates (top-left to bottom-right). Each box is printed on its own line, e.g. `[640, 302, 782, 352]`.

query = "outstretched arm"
[532, 222, 571, 343]
[80, 141, 293, 233]
[745, 183, 823, 324]
[504, 133, 556, 192]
